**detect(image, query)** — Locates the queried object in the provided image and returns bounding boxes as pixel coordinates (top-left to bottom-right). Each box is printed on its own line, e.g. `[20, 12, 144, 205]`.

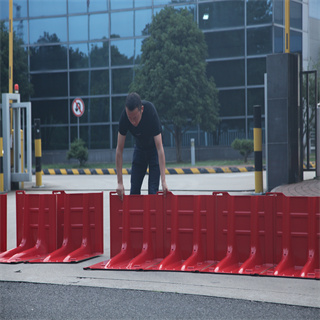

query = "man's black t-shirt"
[118, 100, 162, 149]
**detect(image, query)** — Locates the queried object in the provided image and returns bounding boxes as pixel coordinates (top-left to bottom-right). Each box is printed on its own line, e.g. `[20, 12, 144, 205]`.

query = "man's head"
[125, 92, 144, 127]
[126, 92, 142, 111]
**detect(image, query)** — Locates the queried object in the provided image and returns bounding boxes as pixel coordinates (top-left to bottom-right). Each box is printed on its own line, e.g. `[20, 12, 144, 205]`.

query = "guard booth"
[1, 93, 32, 192]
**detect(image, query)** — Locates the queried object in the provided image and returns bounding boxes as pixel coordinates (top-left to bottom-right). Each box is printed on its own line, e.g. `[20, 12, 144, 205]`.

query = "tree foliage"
[130, 7, 220, 162]
[231, 139, 254, 163]
[0, 21, 33, 102]
[67, 139, 88, 166]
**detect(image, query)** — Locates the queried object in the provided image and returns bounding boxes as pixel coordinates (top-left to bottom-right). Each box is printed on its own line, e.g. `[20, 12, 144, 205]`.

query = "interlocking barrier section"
[0, 194, 7, 252]
[86, 192, 320, 279]
[0, 191, 103, 263]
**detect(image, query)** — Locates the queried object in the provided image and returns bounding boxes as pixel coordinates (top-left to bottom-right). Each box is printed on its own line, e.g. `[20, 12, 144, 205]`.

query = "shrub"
[231, 139, 254, 163]
[67, 139, 88, 167]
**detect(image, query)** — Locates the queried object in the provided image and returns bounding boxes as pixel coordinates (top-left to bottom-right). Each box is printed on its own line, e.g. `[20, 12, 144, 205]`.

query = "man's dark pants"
[130, 146, 160, 195]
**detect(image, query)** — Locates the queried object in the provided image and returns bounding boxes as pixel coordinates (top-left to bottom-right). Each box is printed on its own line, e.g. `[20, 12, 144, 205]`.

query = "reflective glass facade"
[1, 0, 305, 150]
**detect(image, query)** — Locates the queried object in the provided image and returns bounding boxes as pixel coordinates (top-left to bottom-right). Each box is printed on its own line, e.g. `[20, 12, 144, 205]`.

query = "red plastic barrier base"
[86, 192, 320, 279]
[0, 194, 7, 253]
[0, 191, 103, 263]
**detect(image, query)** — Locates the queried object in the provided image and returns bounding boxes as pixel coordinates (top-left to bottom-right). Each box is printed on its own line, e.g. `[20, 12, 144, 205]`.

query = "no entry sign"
[72, 98, 85, 117]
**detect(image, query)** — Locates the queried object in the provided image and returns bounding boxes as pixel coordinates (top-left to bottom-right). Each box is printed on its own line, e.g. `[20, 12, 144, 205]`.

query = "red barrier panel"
[0, 194, 7, 253]
[86, 192, 319, 279]
[42, 191, 104, 263]
[0, 191, 103, 263]
[271, 194, 320, 278]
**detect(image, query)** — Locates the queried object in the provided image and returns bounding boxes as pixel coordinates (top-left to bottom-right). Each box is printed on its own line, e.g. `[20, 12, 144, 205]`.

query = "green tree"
[231, 139, 254, 163]
[0, 21, 33, 102]
[130, 7, 220, 162]
[67, 139, 88, 166]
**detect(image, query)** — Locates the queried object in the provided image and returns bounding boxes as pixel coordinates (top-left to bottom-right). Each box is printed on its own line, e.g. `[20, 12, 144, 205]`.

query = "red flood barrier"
[0, 191, 103, 263]
[86, 192, 320, 279]
[0, 194, 7, 253]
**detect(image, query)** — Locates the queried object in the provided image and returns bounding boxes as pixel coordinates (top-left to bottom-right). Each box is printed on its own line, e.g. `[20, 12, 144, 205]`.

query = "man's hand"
[162, 181, 169, 196]
[116, 183, 125, 201]
[116, 133, 126, 201]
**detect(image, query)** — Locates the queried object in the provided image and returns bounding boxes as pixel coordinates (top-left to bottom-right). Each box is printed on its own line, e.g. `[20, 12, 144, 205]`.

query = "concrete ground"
[0, 170, 319, 318]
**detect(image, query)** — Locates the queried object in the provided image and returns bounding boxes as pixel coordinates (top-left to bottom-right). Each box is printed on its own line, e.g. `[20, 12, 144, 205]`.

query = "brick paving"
[272, 177, 320, 197]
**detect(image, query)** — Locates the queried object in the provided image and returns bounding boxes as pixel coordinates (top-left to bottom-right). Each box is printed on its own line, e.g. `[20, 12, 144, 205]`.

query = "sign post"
[72, 98, 85, 139]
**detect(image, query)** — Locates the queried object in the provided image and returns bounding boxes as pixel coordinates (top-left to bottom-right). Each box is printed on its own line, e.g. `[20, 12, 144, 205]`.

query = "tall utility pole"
[285, 0, 290, 53]
[9, 0, 13, 93]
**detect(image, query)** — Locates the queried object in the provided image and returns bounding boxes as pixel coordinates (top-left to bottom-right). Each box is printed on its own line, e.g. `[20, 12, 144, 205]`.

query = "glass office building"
[0, 0, 316, 152]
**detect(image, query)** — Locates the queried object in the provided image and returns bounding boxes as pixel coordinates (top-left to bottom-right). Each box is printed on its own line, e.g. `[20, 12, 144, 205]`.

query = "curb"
[34, 162, 315, 176]
[38, 166, 258, 175]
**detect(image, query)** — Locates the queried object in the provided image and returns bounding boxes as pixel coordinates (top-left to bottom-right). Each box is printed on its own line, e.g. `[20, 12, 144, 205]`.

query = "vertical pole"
[9, 0, 13, 93]
[306, 74, 310, 169]
[254, 105, 263, 193]
[285, 0, 290, 53]
[264, 73, 268, 191]
[317, 103, 320, 178]
[190, 138, 195, 166]
[0, 112, 3, 192]
[34, 119, 42, 187]
[77, 117, 80, 140]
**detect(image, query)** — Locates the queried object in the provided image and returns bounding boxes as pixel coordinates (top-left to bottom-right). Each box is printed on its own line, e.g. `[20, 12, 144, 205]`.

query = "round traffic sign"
[72, 98, 85, 117]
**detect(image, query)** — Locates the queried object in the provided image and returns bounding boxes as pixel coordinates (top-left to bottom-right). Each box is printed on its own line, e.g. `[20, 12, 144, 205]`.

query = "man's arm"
[116, 132, 126, 200]
[154, 133, 169, 195]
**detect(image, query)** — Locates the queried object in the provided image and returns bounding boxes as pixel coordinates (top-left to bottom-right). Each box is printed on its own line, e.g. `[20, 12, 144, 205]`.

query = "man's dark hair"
[126, 92, 142, 111]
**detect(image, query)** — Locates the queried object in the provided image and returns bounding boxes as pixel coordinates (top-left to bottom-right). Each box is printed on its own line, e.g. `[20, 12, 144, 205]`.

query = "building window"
[90, 70, 110, 95]
[110, 0, 134, 10]
[32, 99, 69, 125]
[70, 71, 89, 96]
[30, 17, 67, 44]
[112, 96, 126, 123]
[135, 9, 152, 36]
[69, 0, 108, 14]
[274, 26, 283, 53]
[69, 43, 89, 69]
[111, 39, 135, 66]
[246, 0, 272, 25]
[247, 58, 266, 85]
[111, 11, 134, 38]
[290, 1, 302, 30]
[207, 59, 245, 87]
[0, 0, 27, 20]
[247, 26, 272, 55]
[69, 15, 89, 42]
[30, 45, 68, 71]
[13, 20, 28, 44]
[90, 125, 110, 148]
[90, 98, 110, 122]
[29, 0, 66, 17]
[205, 29, 245, 59]
[42, 126, 69, 150]
[32, 73, 68, 98]
[90, 42, 109, 67]
[90, 13, 109, 40]
[247, 88, 265, 116]
[274, 0, 283, 25]
[112, 68, 133, 94]
[218, 89, 245, 117]
[290, 30, 302, 53]
[199, 1, 244, 30]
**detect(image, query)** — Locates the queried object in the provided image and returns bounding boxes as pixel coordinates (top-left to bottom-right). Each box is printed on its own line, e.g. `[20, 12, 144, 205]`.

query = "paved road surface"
[1, 281, 319, 320]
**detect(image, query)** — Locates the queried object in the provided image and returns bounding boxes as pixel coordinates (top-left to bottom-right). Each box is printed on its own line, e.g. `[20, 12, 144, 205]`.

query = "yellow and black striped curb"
[36, 166, 261, 175]
[32, 161, 316, 175]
